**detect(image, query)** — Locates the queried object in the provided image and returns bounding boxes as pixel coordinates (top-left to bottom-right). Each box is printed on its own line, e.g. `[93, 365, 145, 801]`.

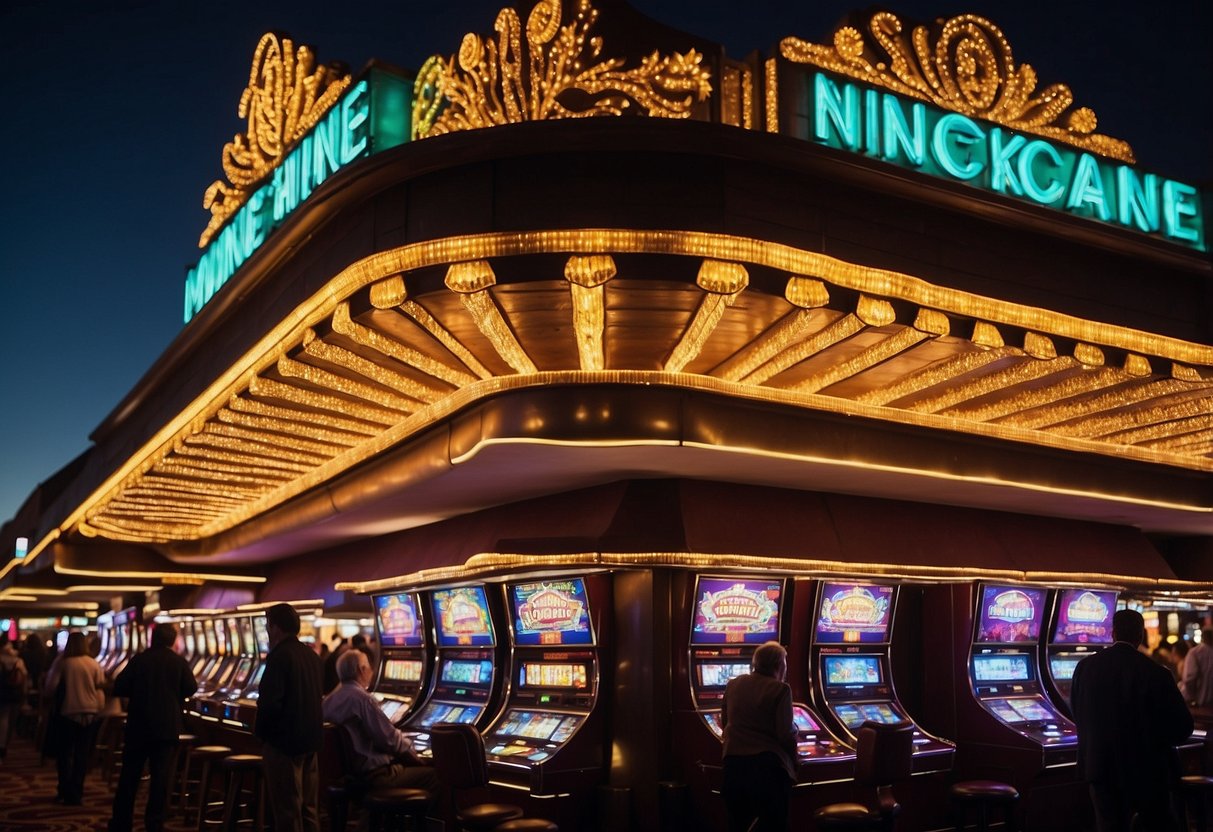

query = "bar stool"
[219, 753, 265, 831]
[814, 722, 914, 832]
[178, 744, 232, 826]
[494, 820, 559, 831]
[1180, 775, 1213, 832]
[363, 787, 429, 832]
[950, 780, 1019, 832]
[172, 734, 201, 812]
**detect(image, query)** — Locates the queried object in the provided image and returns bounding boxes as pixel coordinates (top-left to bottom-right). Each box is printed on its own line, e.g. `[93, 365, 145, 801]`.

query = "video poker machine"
[403, 585, 503, 756]
[372, 591, 429, 725]
[687, 575, 849, 767]
[483, 575, 607, 795]
[1041, 588, 1117, 716]
[811, 581, 954, 773]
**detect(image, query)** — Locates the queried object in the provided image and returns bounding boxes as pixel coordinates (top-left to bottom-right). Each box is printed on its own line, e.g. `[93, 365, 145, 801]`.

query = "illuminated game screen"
[384, 659, 424, 682]
[815, 582, 895, 644]
[432, 587, 495, 647]
[976, 585, 1046, 643]
[986, 697, 1058, 724]
[1049, 656, 1084, 681]
[697, 662, 750, 688]
[1052, 589, 1117, 644]
[972, 653, 1033, 682]
[441, 659, 494, 686]
[512, 578, 594, 646]
[245, 663, 266, 698]
[240, 620, 255, 655]
[691, 576, 782, 645]
[792, 705, 821, 732]
[495, 710, 583, 744]
[703, 712, 723, 736]
[823, 655, 882, 686]
[833, 702, 902, 728]
[253, 617, 270, 654]
[520, 662, 589, 689]
[376, 594, 424, 648]
[228, 656, 253, 688]
[380, 699, 408, 722]
[414, 702, 483, 728]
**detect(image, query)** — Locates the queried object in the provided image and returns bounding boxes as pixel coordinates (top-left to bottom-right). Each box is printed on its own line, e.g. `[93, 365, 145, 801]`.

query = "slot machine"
[483, 575, 608, 795]
[109, 608, 140, 678]
[402, 585, 503, 755]
[811, 581, 954, 773]
[371, 591, 429, 724]
[687, 575, 849, 767]
[96, 612, 115, 672]
[1040, 588, 1117, 717]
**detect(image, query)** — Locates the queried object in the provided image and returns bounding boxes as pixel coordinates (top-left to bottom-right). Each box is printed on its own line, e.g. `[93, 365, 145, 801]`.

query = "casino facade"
[1, 2, 1210, 830]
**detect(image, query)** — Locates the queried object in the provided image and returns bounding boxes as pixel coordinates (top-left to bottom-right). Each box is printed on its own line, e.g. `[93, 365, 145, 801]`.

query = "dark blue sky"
[1, 0, 1209, 525]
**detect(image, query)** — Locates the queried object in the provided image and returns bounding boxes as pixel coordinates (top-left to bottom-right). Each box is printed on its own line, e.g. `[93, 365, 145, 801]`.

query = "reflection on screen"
[520, 663, 588, 689]
[697, 662, 750, 688]
[972, 654, 1032, 682]
[1049, 656, 1083, 681]
[823, 656, 882, 686]
[385, 659, 424, 682]
[441, 660, 494, 685]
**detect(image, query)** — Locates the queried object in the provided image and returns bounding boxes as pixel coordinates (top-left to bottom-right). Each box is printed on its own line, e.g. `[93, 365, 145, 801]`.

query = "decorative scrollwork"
[781, 11, 1134, 162]
[412, 0, 712, 139]
[199, 33, 351, 247]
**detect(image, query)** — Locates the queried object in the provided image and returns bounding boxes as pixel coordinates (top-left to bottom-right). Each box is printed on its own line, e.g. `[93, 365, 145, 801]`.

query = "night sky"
[1, 0, 1209, 525]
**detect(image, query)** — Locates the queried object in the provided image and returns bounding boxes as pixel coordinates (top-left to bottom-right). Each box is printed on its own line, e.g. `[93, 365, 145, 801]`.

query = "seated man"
[322, 650, 440, 800]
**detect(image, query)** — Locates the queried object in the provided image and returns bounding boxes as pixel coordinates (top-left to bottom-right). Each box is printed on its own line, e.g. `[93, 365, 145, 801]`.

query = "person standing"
[107, 622, 198, 832]
[322, 650, 440, 799]
[720, 640, 797, 832]
[0, 634, 29, 761]
[255, 603, 324, 832]
[44, 631, 107, 805]
[1182, 628, 1213, 709]
[1072, 609, 1194, 832]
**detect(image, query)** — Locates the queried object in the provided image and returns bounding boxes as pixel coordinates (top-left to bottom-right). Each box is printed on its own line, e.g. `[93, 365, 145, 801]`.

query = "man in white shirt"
[321, 650, 440, 799]
[1182, 628, 1213, 709]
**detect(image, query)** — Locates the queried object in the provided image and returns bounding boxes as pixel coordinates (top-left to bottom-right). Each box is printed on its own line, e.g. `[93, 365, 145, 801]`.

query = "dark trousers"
[722, 752, 792, 832]
[55, 715, 100, 802]
[262, 744, 320, 832]
[108, 735, 180, 832]
[1090, 783, 1181, 832]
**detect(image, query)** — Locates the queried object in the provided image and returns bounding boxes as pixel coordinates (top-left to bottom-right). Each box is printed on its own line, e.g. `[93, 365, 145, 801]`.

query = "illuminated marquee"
[988, 589, 1035, 622]
[183, 68, 410, 323]
[802, 71, 1204, 250]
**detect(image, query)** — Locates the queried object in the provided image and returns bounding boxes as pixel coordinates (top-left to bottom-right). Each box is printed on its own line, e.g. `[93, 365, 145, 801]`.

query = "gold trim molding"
[780, 11, 1134, 162]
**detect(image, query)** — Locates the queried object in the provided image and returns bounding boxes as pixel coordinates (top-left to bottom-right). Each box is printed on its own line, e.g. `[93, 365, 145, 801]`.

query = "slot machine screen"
[815, 582, 895, 643]
[253, 617, 270, 654]
[703, 712, 723, 736]
[204, 622, 217, 656]
[240, 619, 255, 655]
[690, 576, 783, 645]
[1052, 589, 1116, 644]
[415, 702, 482, 728]
[229, 656, 254, 688]
[496, 710, 584, 743]
[696, 662, 750, 688]
[519, 662, 589, 689]
[971, 653, 1033, 682]
[376, 594, 424, 648]
[380, 699, 408, 721]
[184, 630, 196, 656]
[976, 585, 1046, 643]
[1049, 655, 1083, 681]
[440, 659, 494, 685]
[823, 655, 882, 686]
[383, 659, 424, 682]
[511, 578, 594, 645]
[792, 705, 820, 732]
[1005, 698, 1057, 722]
[245, 663, 266, 698]
[431, 587, 495, 647]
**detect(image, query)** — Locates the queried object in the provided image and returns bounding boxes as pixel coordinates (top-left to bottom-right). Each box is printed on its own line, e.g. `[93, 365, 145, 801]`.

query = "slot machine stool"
[429, 724, 526, 831]
[493, 820, 558, 831]
[814, 721, 914, 832]
[949, 780, 1019, 832]
[219, 753, 266, 830]
[180, 744, 233, 828]
[1179, 774, 1213, 832]
[364, 787, 429, 831]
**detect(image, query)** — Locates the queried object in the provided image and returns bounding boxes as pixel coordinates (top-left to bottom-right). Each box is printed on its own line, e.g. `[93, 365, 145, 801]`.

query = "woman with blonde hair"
[44, 631, 106, 805]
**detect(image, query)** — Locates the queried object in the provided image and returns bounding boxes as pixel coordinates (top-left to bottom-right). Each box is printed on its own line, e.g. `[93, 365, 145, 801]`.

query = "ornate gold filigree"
[199, 33, 351, 246]
[780, 11, 1135, 162]
[412, 0, 712, 139]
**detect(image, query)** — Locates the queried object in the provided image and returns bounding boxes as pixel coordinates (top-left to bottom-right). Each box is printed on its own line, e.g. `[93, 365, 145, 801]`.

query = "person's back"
[1182, 631, 1213, 708]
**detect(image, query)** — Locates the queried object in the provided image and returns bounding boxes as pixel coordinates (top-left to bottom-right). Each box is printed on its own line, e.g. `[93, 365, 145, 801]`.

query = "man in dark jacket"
[1072, 608, 1193, 832]
[255, 603, 324, 832]
[108, 622, 198, 832]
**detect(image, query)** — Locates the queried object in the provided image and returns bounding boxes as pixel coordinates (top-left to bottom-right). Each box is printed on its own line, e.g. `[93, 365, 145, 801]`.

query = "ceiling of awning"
[60, 228, 1212, 550]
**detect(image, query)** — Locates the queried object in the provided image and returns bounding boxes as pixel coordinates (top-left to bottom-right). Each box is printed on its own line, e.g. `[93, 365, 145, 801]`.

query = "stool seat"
[950, 779, 1019, 832]
[364, 787, 429, 807]
[221, 754, 263, 770]
[494, 819, 559, 831]
[192, 745, 234, 758]
[951, 780, 1020, 801]
[459, 802, 525, 829]
[365, 787, 429, 832]
[1183, 776, 1213, 787]
[814, 802, 882, 828]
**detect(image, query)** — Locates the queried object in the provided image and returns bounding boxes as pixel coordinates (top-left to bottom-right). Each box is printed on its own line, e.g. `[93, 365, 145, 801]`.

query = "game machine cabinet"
[1041, 588, 1117, 717]
[811, 581, 955, 773]
[483, 575, 610, 804]
[402, 585, 504, 756]
[218, 613, 272, 733]
[96, 612, 115, 672]
[203, 614, 260, 730]
[371, 592, 430, 726]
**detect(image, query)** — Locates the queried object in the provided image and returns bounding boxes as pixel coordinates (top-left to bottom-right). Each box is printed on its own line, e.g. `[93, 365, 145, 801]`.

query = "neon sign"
[802, 71, 1205, 251]
[183, 69, 410, 323]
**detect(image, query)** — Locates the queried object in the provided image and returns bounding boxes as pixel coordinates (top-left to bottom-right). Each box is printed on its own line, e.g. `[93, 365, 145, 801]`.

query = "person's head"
[23, 633, 43, 652]
[752, 641, 788, 681]
[152, 622, 177, 650]
[351, 634, 367, 648]
[0, 634, 9, 649]
[265, 604, 301, 648]
[335, 648, 373, 689]
[1174, 640, 1190, 658]
[63, 631, 88, 658]
[1112, 609, 1146, 647]
[1202, 628, 1213, 647]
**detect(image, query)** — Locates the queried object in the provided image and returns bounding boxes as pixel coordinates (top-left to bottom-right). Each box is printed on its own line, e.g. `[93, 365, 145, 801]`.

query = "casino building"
[1, 2, 1210, 830]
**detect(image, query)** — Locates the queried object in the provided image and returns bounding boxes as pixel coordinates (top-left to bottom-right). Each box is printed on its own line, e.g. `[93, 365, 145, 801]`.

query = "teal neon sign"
[802, 71, 1205, 251]
[183, 69, 411, 323]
